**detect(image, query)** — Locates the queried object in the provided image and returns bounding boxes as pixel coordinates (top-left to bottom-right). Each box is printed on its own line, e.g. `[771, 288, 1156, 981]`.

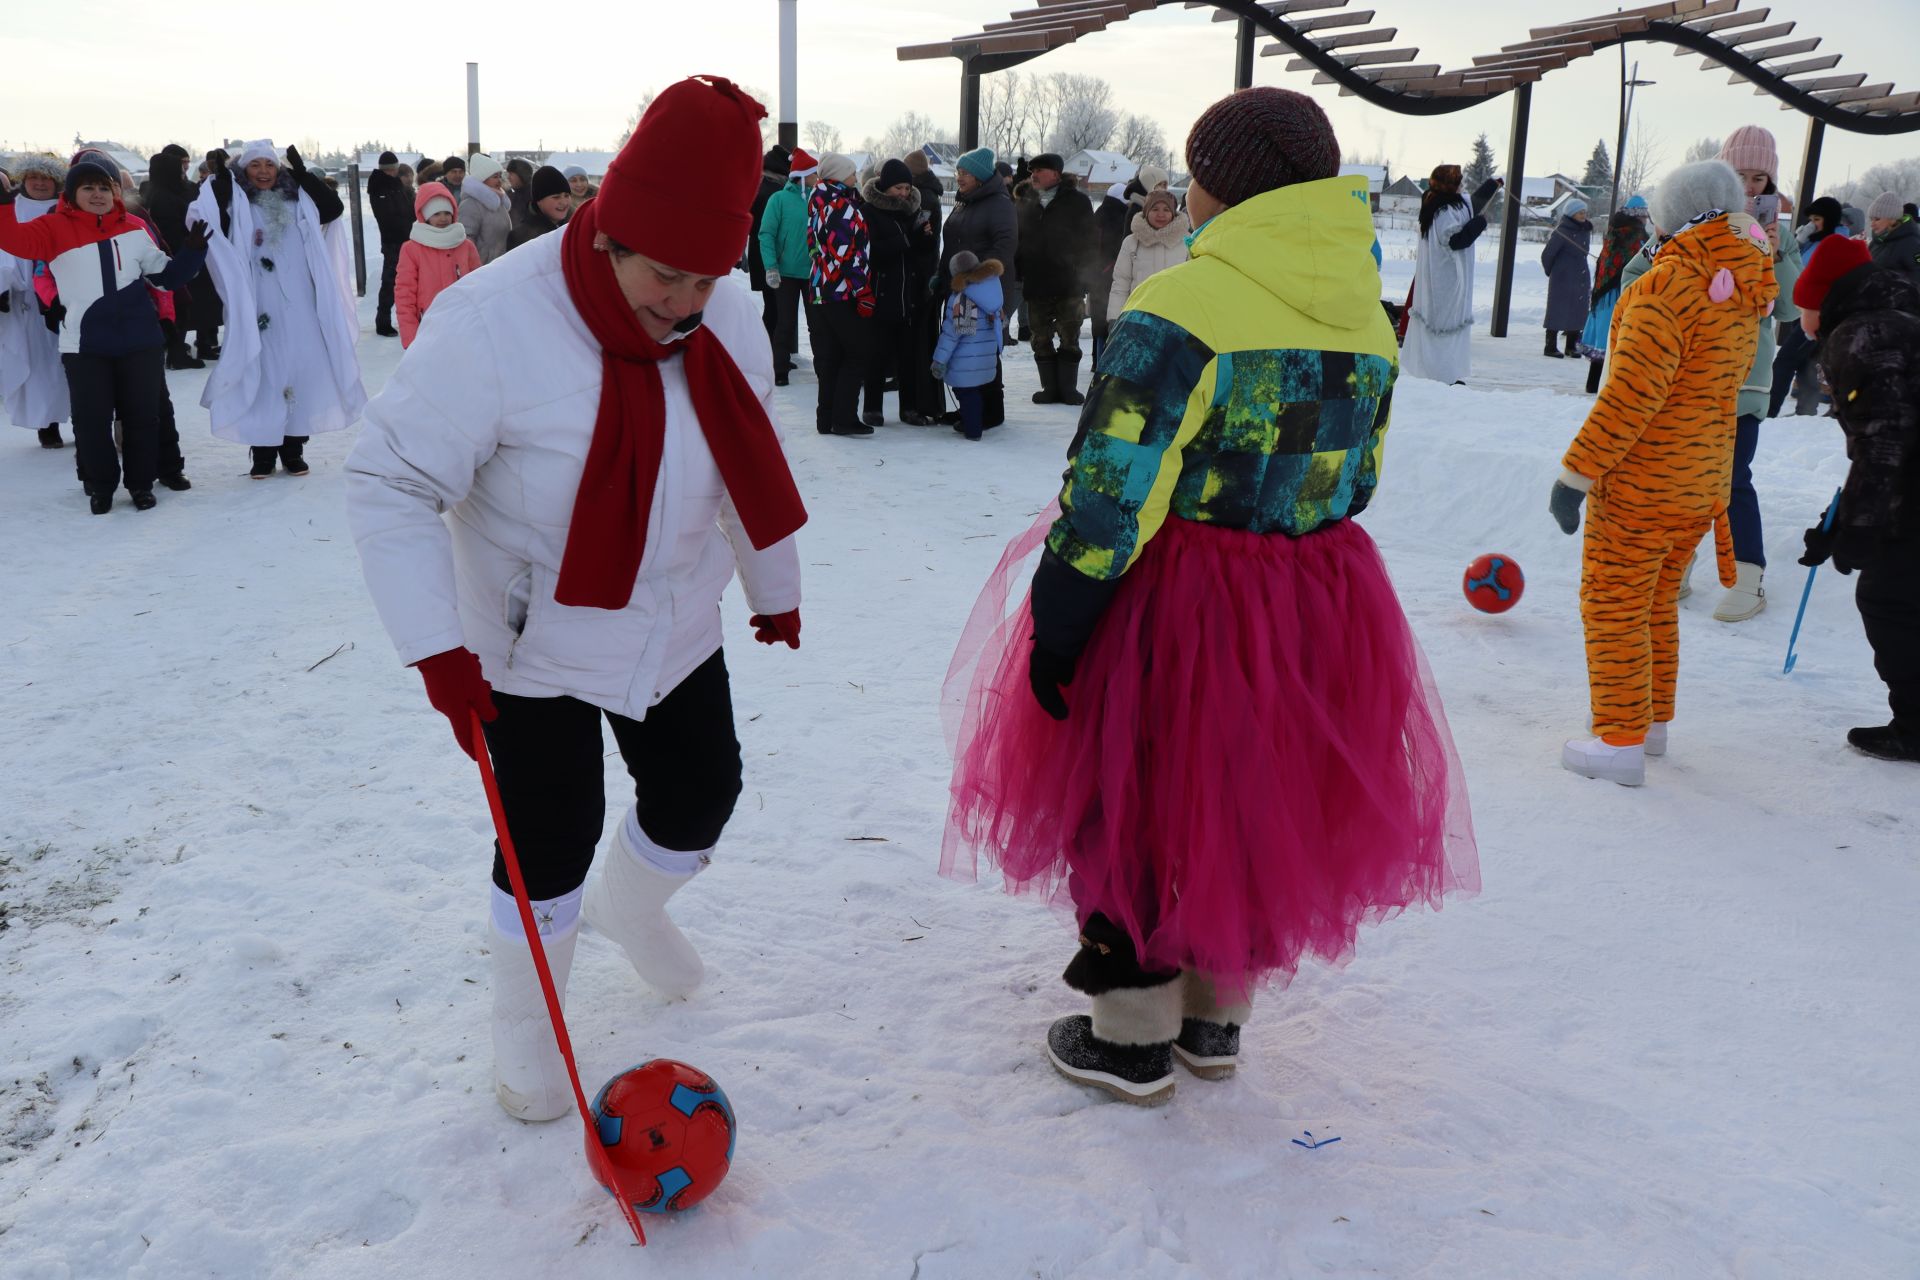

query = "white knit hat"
[236, 139, 278, 170]
[817, 152, 856, 185]
[1867, 191, 1904, 222]
[465, 152, 504, 184]
[1137, 164, 1170, 191]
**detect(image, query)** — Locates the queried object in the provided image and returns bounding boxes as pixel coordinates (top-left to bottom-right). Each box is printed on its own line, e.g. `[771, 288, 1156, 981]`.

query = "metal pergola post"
[1490, 83, 1532, 340]
[960, 63, 982, 151]
[1235, 18, 1256, 90]
[1796, 119, 1826, 225]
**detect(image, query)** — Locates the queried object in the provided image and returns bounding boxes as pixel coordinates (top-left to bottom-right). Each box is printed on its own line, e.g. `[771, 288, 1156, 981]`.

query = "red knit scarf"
[555, 198, 807, 609]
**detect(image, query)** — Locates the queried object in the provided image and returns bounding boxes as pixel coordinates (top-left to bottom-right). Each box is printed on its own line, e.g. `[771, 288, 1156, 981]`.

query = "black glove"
[43, 301, 65, 334]
[1799, 520, 1836, 569]
[0, 182, 14, 207]
[0, 293, 9, 312]
[1549, 479, 1587, 535]
[284, 145, 306, 178]
[211, 165, 234, 205]
[1028, 643, 1076, 722]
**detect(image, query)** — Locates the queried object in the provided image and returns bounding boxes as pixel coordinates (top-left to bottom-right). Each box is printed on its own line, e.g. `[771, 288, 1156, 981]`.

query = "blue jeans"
[955, 386, 984, 439]
[1728, 413, 1764, 567]
[1769, 322, 1818, 419]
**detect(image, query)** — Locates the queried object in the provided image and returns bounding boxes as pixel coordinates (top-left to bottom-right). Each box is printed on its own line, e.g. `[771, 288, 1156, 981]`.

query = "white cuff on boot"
[1091, 982, 1183, 1046]
[490, 883, 584, 941]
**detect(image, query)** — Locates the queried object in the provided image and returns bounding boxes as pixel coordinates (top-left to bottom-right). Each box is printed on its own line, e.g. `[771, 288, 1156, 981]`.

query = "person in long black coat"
[367, 152, 414, 338]
[903, 151, 946, 424]
[1014, 156, 1096, 405]
[748, 147, 791, 348]
[940, 150, 1019, 427]
[139, 145, 207, 368]
[1540, 203, 1594, 358]
[860, 161, 920, 425]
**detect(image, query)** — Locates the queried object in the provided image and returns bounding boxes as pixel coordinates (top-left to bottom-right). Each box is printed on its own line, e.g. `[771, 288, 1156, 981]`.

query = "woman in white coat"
[1402, 165, 1502, 385]
[0, 154, 72, 447]
[192, 141, 366, 477]
[458, 153, 514, 265]
[346, 77, 808, 1124]
[1106, 188, 1188, 320]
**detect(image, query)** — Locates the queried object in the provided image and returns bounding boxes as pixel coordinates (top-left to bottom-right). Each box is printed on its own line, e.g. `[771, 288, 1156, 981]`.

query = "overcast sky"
[5, 0, 1916, 193]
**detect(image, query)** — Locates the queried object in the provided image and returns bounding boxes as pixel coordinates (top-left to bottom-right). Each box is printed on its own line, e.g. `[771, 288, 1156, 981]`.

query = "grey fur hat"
[1650, 160, 1743, 236]
[949, 250, 980, 275]
[11, 152, 68, 184]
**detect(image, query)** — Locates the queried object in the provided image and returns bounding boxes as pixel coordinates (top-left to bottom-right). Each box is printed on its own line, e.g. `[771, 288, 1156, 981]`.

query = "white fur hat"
[465, 152, 504, 184]
[1138, 164, 1170, 191]
[236, 139, 278, 170]
[1650, 161, 1743, 236]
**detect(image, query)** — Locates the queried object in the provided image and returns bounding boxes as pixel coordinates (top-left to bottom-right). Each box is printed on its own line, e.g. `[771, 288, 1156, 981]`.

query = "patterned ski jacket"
[1562, 212, 1775, 572]
[1045, 175, 1398, 585]
[806, 179, 874, 315]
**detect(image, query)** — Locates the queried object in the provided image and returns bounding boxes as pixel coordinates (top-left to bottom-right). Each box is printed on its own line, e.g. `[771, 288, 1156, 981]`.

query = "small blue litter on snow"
[1292, 1131, 1341, 1150]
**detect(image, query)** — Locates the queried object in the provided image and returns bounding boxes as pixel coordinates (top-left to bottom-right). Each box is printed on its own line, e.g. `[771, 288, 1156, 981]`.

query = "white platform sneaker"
[583, 817, 707, 1000]
[1562, 736, 1647, 786]
[490, 919, 579, 1122]
[1714, 562, 1767, 622]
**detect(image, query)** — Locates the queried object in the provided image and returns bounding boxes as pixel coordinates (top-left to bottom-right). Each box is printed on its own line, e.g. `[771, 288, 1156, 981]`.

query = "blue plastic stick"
[1784, 488, 1843, 676]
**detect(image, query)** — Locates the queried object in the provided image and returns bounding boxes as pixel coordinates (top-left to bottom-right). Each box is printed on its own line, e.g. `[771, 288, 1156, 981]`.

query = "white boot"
[1644, 722, 1668, 758]
[1562, 735, 1646, 786]
[583, 813, 707, 1000]
[489, 894, 581, 1123]
[1713, 562, 1767, 622]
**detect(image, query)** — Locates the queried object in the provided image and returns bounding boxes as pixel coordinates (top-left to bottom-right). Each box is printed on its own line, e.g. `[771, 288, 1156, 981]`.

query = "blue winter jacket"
[931, 259, 1005, 389]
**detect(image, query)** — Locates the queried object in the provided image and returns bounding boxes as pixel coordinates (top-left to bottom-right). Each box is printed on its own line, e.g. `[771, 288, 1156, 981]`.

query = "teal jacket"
[757, 180, 811, 280]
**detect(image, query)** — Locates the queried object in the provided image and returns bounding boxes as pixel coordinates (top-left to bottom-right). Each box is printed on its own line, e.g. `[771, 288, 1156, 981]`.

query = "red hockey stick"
[472, 709, 648, 1247]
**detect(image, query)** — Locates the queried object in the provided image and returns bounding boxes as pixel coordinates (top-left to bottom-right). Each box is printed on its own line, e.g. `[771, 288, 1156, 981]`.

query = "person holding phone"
[1708, 127, 1803, 623]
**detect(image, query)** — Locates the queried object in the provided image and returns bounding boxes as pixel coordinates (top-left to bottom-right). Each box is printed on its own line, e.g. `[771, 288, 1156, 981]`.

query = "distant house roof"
[1339, 163, 1388, 193]
[540, 150, 617, 178]
[1382, 174, 1423, 197]
[76, 141, 149, 179]
[1066, 149, 1137, 188]
[1519, 173, 1582, 203]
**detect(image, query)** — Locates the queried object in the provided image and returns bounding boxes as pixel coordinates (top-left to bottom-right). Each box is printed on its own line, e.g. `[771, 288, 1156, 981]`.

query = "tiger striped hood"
[1653, 211, 1776, 318]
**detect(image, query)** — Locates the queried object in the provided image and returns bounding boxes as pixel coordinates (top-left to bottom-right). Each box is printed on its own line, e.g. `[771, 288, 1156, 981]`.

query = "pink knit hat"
[1719, 126, 1778, 184]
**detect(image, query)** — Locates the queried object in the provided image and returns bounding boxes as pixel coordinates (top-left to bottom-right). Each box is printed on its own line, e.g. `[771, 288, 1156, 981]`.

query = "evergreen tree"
[1583, 139, 1613, 189]
[1464, 134, 1497, 191]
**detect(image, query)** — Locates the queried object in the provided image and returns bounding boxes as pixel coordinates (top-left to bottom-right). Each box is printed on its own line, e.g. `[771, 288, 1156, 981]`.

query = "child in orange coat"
[396, 181, 482, 348]
[1548, 161, 1777, 786]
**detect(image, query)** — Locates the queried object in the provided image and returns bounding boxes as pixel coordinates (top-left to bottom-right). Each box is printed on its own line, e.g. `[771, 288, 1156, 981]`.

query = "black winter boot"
[38, 425, 64, 449]
[1031, 353, 1061, 404]
[1563, 330, 1581, 357]
[1585, 358, 1604, 395]
[157, 472, 192, 492]
[1056, 351, 1085, 407]
[280, 437, 310, 476]
[130, 490, 157, 511]
[1174, 971, 1251, 1080]
[249, 447, 278, 479]
[1045, 1014, 1176, 1106]
[1847, 724, 1920, 763]
[163, 321, 204, 370]
[89, 492, 113, 515]
[1543, 331, 1564, 358]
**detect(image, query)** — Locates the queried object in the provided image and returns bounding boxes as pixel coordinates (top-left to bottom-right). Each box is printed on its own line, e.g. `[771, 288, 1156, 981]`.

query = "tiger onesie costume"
[1558, 211, 1777, 747]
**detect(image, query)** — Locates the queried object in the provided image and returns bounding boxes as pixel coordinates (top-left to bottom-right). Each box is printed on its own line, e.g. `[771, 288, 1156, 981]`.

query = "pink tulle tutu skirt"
[943, 513, 1478, 991]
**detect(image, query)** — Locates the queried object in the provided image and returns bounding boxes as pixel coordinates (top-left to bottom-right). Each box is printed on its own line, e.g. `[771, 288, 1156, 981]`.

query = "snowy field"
[3, 259, 1917, 1280]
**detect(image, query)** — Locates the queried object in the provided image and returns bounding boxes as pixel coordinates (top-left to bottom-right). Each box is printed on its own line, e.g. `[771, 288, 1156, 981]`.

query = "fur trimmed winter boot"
[1175, 972, 1252, 1080]
[489, 896, 581, 1123]
[582, 813, 707, 1000]
[1046, 982, 1181, 1106]
[1562, 735, 1646, 786]
[1713, 562, 1766, 622]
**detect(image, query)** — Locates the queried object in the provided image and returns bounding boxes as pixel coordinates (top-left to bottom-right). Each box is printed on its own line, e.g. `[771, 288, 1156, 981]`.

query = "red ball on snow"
[587, 1059, 737, 1214]
[1462, 553, 1525, 613]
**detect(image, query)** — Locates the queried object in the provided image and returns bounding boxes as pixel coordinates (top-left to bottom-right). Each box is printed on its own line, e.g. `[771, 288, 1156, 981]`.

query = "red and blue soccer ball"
[588, 1059, 737, 1214]
[1463, 553, 1525, 614]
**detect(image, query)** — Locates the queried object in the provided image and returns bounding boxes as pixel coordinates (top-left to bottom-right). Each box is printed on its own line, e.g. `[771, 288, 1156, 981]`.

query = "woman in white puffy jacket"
[345, 78, 808, 1124]
[1107, 188, 1189, 319]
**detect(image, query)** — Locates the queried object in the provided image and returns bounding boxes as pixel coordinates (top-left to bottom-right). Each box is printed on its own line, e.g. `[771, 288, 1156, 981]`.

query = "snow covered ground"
[3, 262, 1917, 1280]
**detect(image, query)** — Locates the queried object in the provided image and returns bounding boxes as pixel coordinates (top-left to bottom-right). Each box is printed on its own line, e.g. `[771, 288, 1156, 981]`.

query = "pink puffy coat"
[396, 181, 483, 348]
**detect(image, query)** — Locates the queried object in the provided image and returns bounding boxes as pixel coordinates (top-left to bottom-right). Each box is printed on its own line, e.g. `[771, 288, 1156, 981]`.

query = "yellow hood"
[1188, 176, 1383, 333]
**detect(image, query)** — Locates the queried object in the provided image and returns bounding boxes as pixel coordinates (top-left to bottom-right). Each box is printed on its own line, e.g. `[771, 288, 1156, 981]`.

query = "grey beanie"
[817, 152, 857, 185]
[1650, 160, 1743, 235]
[1867, 191, 1904, 222]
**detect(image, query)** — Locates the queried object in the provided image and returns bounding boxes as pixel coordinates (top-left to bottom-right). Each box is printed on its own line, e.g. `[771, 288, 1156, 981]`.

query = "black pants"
[771, 279, 805, 373]
[480, 649, 744, 901]
[907, 294, 944, 417]
[377, 242, 403, 327]
[863, 314, 913, 417]
[64, 348, 164, 496]
[809, 300, 873, 431]
[187, 268, 222, 352]
[1857, 557, 1920, 734]
[759, 286, 778, 349]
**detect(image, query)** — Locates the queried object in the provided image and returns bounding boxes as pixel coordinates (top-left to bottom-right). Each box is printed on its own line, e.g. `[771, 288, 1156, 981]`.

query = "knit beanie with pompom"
[1185, 87, 1339, 207]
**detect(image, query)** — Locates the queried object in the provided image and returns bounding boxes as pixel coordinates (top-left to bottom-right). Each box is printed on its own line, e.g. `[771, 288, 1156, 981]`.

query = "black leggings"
[480, 649, 743, 900]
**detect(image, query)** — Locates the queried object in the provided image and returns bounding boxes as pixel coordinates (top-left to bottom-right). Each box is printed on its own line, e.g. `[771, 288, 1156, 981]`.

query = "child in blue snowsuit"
[931, 250, 1005, 441]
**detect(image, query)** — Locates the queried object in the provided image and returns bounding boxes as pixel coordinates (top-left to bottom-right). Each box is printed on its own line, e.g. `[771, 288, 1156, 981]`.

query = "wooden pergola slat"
[1277, 45, 1418, 66]
[1756, 70, 1860, 96]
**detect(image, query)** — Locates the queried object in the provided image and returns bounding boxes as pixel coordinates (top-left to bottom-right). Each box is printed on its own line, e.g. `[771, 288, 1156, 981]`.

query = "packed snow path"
[2, 277, 1916, 1278]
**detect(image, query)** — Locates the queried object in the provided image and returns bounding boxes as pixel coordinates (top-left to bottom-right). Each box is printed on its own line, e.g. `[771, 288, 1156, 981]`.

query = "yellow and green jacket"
[1046, 175, 1400, 584]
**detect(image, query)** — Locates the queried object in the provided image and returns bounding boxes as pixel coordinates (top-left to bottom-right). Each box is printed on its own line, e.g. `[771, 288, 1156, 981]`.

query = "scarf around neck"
[410, 219, 468, 250]
[553, 197, 808, 610]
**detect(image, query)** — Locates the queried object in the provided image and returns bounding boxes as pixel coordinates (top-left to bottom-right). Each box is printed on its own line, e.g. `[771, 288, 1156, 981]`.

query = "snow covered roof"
[1519, 173, 1581, 203]
[1383, 174, 1423, 197]
[1339, 163, 1388, 193]
[75, 141, 148, 180]
[1066, 150, 1137, 188]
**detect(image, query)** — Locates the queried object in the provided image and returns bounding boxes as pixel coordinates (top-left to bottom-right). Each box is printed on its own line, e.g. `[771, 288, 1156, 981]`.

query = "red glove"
[414, 647, 498, 759]
[750, 610, 802, 650]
